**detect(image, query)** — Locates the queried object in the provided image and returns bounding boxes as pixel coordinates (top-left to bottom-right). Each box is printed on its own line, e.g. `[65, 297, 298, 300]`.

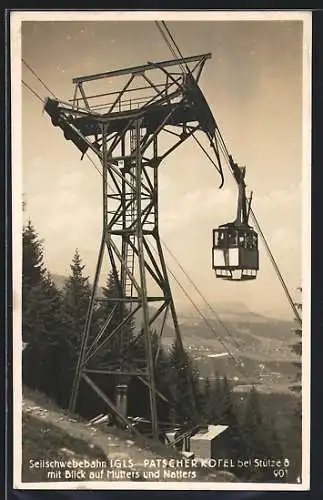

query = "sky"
[16, 12, 311, 320]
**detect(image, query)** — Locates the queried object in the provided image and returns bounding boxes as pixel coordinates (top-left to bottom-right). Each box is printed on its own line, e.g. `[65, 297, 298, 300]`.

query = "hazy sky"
[17, 13, 310, 320]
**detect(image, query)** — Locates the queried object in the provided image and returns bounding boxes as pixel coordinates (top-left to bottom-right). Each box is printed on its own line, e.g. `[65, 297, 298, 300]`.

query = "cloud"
[159, 183, 303, 252]
[158, 172, 174, 192]
[270, 227, 299, 251]
[256, 183, 301, 209]
[160, 187, 236, 234]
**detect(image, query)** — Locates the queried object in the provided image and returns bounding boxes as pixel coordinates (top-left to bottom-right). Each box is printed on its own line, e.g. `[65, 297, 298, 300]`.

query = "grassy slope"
[22, 387, 237, 484]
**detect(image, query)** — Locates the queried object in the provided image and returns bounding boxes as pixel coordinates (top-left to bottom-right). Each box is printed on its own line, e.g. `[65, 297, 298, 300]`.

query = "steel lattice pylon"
[45, 53, 222, 439]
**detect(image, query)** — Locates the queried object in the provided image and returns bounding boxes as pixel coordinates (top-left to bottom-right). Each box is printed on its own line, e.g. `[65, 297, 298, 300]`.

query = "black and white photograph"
[11, 10, 311, 491]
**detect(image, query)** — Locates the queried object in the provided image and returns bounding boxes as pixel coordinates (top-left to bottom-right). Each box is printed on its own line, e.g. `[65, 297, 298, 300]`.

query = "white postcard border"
[10, 9, 312, 491]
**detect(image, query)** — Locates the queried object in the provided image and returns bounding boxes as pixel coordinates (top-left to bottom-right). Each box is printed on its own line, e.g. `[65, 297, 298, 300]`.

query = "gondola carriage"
[212, 163, 259, 281]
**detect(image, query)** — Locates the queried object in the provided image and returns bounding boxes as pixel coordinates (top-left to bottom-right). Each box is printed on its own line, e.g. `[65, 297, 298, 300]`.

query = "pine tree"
[208, 373, 224, 423]
[286, 288, 302, 482]
[203, 373, 236, 425]
[241, 386, 266, 456]
[168, 338, 199, 425]
[201, 377, 212, 423]
[206, 374, 245, 471]
[57, 250, 93, 406]
[149, 333, 172, 423]
[154, 344, 171, 396]
[239, 386, 283, 481]
[95, 270, 136, 369]
[290, 287, 302, 394]
[22, 221, 64, 399]
[22, 219, 46, 290]
[61, 249, 92, 353]
[264, 414, 284, 459]
[61, 250, 92, 352]
[219, 375, 238, 426]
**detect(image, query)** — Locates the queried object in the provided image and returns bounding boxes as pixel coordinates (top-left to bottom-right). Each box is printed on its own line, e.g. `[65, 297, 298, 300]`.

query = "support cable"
[22, 58, 57, 99]
[147, 241, 254, 385]
[216, 133, 302, 328]
[161, 239, 242, 353]
[22, 79, 45, 104]
[191, 132, 223, 180]
[22, 74, 258, 386]
[249, 210, 302, 327]
[161, 238, 277, 385]
[160, 21, 190, 74]
[84, 138, 252, 381]
[22, 70, 254, 384]
[21, 61, 117, 195]
[155, 22, 186, 74]
[156, 20, 301, 327]
[22, 52, 268, 385]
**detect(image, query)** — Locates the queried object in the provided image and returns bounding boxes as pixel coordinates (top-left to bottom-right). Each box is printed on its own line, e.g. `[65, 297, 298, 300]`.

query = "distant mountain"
[51, 272, 295, 352]
[175, 305, 294, 342]
[177, 300, 286, 325]
[52, 273, 104, 295]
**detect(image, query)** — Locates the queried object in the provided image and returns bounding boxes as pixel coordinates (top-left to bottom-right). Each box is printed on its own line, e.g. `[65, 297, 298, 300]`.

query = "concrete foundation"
[115, 384, 128, 418]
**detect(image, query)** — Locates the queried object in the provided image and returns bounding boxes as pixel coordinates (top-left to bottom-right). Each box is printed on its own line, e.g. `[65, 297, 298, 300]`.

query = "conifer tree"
[210, 374, 245, 470]
[51, 249, 100, 410]
[95, 270, 136, 369]
[61, 249, 92, 357]
[22, 219, 46, 290]
[286, 288, 302, 482]
[149, 331, 170, 392]
[201, 377, 212, 423]
[220, 375, 238, 426]
[239, 386, 283, 481]
[290, 287, 302, 394]
[154, 343, 172, 398]
[62, 249, 91, 316]
[22, 221, 64, 399]
[209, 373, 224, 423]
[264, 414, 283, 459]
[241, 386, 267, 458]
[202, 373, 235, 425]
[168, 338, 200, 425]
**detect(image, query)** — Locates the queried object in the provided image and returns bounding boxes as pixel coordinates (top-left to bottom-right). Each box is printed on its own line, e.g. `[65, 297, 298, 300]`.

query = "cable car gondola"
[212, 164, 259, 281]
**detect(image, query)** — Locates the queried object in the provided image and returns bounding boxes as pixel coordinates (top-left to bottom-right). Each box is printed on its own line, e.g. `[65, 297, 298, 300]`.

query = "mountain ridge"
[51, 273, 292, 327]
[50, 273, 296, 385]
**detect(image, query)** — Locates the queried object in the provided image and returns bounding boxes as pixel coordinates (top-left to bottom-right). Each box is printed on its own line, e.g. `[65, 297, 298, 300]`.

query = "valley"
[52, 273, 299, 395]
[160, 306, 297, 394]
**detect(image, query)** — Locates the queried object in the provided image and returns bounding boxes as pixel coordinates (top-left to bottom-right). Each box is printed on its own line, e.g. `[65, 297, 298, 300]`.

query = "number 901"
[273, 469, 288, 479]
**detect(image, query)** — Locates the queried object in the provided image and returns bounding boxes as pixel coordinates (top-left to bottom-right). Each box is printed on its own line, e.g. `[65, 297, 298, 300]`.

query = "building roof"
[190, 424, 229, 441]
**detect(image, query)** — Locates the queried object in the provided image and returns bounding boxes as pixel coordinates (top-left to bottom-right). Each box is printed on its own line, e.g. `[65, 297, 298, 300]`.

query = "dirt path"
[23, 397, 160, 466]
[22, 396, 237, 483]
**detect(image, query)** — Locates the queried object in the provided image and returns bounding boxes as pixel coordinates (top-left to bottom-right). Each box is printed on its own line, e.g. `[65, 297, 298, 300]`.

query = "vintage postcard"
[10, 10, 311, 491]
